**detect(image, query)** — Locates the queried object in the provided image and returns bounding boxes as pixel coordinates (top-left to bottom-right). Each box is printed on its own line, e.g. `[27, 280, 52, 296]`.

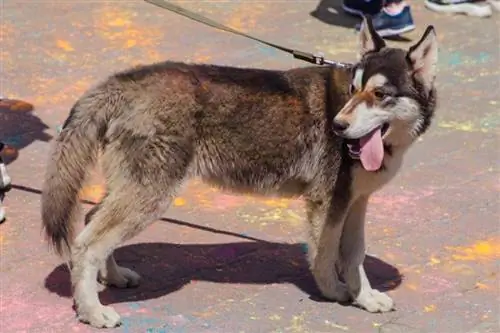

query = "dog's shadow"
[45, 233, 402, 305]
[310, 0, 359, 29]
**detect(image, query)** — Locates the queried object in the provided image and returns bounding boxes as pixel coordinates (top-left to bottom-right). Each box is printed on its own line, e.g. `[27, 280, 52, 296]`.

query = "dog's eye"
[349, 84, 356, 95]
[373, 90, 388, 100]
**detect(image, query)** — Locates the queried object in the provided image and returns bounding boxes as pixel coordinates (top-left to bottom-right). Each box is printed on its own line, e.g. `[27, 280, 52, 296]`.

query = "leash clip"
[313, 52, 326, 65]
[314, 52, 351, 68]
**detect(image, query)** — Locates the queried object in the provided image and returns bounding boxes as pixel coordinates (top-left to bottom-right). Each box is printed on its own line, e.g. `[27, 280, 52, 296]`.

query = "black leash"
[144, 0, 350, 68]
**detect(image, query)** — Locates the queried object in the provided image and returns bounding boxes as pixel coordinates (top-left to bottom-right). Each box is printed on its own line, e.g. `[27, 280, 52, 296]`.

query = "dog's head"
[333, 16, 438, 172]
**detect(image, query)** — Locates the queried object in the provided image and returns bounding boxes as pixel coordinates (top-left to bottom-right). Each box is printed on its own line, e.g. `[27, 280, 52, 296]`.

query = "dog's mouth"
[346, 123, 389, 172]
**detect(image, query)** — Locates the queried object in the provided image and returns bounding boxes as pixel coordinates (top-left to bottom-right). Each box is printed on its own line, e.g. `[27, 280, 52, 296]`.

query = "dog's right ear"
[358, 15, 386, 60]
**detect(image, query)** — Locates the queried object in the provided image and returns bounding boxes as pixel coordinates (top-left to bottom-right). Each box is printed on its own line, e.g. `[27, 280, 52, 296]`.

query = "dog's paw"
[332, 284, 351, 303]
[317, 282, 351, 303]
[355, 289, 394, 313]
[78, 305, 122, 328]
[99, 266, 141, 289]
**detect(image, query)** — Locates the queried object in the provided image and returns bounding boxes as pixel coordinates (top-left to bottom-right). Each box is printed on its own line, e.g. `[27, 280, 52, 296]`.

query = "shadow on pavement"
[45, 222, 402, 306]
[310, 0, 359, 29]
[0, 98, 52, 165]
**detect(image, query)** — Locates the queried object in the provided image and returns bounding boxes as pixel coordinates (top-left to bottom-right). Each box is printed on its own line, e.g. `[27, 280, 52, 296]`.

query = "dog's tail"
[42, 92, 110, 256]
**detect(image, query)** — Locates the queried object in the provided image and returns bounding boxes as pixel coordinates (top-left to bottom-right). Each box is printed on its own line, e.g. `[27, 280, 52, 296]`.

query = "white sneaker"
[425, 0, 493, 17]
[487, 0, 500, 11]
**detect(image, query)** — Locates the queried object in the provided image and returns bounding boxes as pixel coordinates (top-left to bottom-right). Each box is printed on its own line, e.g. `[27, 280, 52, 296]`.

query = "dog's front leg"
[305, 198, 350, 302]
[340, 196, 394, 312]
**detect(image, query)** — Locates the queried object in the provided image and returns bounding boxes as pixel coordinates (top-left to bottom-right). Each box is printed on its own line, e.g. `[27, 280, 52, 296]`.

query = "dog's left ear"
[358, 15, 386, 60]
[407, 26, 438, 91]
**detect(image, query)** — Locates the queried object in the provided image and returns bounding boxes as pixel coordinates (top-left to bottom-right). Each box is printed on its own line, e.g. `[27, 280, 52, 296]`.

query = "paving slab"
[0, 1, 499, 332]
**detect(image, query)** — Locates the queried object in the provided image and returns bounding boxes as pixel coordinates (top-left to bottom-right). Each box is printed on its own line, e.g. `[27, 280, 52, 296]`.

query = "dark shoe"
[355, 6, 416, 37]
[343, 0, 384, 16]
[425, 0, 492, 17]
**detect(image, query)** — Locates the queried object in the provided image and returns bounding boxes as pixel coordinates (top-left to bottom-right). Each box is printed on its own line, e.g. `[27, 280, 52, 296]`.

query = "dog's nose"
[332, 119, 349, 132]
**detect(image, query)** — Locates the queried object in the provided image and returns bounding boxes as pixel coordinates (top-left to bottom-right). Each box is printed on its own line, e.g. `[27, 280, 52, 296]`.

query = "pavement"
[0, 1, 499, 332]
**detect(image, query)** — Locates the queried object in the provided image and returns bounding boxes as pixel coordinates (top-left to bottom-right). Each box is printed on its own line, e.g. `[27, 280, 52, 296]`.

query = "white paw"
[355, 289, 394, 313]
[78, 305, 122, 328]
[99, 266, 141, 289]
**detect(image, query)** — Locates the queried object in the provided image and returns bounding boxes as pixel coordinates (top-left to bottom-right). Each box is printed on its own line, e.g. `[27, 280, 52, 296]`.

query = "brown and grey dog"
[41, 17, 438, 328]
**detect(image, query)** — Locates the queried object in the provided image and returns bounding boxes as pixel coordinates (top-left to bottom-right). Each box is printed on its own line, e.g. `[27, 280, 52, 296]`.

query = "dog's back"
[105, 62, 352, 193]
[41, 61, 352, 255]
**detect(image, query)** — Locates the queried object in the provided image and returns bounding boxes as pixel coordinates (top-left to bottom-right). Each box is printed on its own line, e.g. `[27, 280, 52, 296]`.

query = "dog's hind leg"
[305, 198, 350, 302]
[340, 196, 395, 312]
[72, 186, 171, 328]
[71, 136, 191, 328]
[84, 203, 141, 289]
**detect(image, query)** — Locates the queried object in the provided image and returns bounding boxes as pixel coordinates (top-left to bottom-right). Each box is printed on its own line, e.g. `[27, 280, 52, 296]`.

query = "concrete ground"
[0, 1, 499, 332]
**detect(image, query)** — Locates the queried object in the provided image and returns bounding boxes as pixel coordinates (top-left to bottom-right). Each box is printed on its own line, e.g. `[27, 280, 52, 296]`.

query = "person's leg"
[355, 0, 416, 37]
[343, 0, 384, 16]
[425, 0, 492, 17]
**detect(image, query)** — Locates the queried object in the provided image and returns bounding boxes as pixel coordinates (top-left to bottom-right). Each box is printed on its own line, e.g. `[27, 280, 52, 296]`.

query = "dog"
[41, 17, 438, 328]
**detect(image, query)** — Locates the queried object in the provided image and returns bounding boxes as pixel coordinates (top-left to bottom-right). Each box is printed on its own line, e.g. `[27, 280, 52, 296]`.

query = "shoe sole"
[374, 24, 416, 37]
[425, 1, 492, 17]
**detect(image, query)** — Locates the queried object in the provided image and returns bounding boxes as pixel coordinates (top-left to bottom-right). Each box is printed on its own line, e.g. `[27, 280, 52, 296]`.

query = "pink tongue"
[359, 128, 384, 171]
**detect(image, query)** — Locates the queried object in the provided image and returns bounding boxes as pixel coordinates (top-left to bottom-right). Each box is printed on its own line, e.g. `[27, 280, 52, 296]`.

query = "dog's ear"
[358, 15, 386, 60]
[407, 26, 438, 91]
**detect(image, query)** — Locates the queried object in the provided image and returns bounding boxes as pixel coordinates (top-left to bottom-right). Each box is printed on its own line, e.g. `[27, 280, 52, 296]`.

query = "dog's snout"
[332, 119, 349, 132]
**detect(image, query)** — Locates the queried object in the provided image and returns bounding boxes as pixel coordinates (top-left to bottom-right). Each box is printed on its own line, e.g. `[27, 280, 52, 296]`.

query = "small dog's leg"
[85, 204, 141, 288]
[340, 196, 394, 312]
[0, 193, 5, 223]
[0, 160, 11, 190]
[305, 199, 349, 302]
[0, 151, 11, 223]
